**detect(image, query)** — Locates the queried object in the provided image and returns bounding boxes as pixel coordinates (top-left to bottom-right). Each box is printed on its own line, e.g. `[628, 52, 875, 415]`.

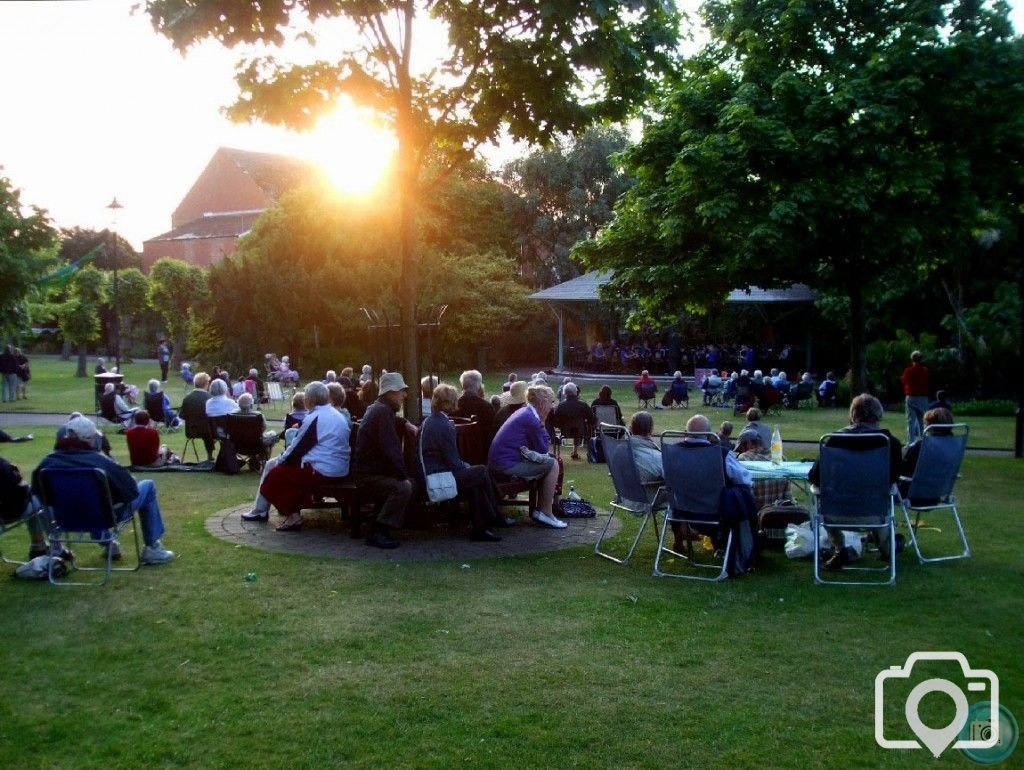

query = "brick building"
[141, 147, 321, 271]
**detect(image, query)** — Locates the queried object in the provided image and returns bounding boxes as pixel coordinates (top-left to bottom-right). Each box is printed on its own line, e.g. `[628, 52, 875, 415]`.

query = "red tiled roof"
[219, 147, 322, 200]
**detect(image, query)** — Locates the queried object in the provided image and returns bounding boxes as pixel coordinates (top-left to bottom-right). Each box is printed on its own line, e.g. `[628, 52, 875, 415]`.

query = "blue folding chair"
[656, 434, 731, 581]
[37, 467, 141, 586]
[595, 425, 666, 566]
[899, 423, 971, 564]
[812, 433, 896, 586]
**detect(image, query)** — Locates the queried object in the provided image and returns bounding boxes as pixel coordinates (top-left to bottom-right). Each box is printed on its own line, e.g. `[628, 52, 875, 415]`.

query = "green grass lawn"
[1, 363, 1021, 769]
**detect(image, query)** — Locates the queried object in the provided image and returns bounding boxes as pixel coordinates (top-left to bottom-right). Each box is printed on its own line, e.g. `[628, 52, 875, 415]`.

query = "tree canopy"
[0, 173, 58, 339]
[145, 0, 679, 416]
[149, 258, 209, 367]
[578, 0, 1024, 390]
[502, 125, 632, 286]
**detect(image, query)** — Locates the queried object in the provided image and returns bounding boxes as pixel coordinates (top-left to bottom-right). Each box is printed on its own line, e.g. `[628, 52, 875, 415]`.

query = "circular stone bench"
[206, 504, 622, 562]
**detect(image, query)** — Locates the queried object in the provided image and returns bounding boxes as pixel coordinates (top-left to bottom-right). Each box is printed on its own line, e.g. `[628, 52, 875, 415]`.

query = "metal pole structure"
[106, 197, 123, 371]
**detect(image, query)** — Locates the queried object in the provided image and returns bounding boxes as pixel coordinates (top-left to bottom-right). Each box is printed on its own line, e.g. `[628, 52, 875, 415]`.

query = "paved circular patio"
[206, 504, 621, 562]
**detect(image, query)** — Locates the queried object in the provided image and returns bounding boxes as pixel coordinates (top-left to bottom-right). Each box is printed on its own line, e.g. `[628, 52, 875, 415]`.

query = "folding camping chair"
[593, 405, 622, 430]
[655, 434, 731, 580]
[899, 423, 971, 564]
[36, 467, 141, 586]
[266, 381, 285, 409]
[636, 381, 657, 409]
[554, 415, 589, 459]
[225, 414, 272, 472]
[182, 413, 213, 463]
[812, 433, 896, 586]
[143, 391, 180, 432]
[594, 424, 665, 565]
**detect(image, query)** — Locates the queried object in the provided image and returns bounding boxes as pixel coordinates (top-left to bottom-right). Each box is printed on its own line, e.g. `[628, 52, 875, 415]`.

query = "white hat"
[65, 415, 98, 441]
[501, 380, 528, 406]
[379, 371, 409, 395]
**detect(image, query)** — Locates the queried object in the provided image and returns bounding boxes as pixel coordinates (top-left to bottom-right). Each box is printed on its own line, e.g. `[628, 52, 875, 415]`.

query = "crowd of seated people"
[571, 339, 822, 380]
[232, 368, 623, 547]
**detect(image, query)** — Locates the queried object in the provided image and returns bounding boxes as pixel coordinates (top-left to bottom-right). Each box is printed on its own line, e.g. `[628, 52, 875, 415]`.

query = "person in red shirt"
[899, 350, 930, 443]
[125, 411, 178, 467]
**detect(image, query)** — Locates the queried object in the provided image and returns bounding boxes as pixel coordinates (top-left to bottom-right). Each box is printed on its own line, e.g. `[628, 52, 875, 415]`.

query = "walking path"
[206, 504, 619, 562]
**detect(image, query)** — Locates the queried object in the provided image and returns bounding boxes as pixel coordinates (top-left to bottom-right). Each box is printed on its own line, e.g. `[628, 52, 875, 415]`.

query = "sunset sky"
[1, 1, 1021, 250]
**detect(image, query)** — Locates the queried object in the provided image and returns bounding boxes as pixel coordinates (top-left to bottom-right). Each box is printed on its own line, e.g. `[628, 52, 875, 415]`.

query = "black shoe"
[824, 548, 850, 571]
[366, 531, 400, 549]
[495, 516, 517, 528]
[471, 529, 501, 542]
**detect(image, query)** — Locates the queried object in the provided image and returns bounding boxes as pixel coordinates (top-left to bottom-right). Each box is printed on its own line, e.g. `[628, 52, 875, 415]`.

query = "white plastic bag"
[784, 523, 864, 560]
[842, 530, 864, 559]
[784, 522, 815, 559]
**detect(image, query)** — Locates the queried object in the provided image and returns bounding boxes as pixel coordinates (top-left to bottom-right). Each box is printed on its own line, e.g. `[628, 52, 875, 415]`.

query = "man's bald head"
[686, 414, 711, 433]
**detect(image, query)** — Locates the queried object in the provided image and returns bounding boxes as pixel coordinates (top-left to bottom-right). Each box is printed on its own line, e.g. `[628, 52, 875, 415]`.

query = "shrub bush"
[953, 399, 1018, 416]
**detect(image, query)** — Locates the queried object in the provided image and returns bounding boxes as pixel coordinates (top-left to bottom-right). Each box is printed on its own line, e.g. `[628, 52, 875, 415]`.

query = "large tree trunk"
[1016, 241, 1024, 458]
[396, 4, 420, 424]
[76, 343, 88, 377]
[848, 281, 868, 394]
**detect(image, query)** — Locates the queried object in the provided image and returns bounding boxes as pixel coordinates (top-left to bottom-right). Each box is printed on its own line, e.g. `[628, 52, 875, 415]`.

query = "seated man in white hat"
[351, 371, 416, 549]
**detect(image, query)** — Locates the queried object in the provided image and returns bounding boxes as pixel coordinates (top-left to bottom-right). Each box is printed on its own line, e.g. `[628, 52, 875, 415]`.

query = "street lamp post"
[106, 197, 123, 371]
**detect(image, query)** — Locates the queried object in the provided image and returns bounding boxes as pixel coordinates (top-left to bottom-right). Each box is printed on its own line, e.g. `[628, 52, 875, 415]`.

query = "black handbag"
[557, 497, 597, 518]
[757, 499, 810, 547]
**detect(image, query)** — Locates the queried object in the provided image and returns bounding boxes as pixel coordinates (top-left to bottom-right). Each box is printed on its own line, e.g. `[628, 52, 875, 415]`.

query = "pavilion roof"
[529, 271, 818, 304]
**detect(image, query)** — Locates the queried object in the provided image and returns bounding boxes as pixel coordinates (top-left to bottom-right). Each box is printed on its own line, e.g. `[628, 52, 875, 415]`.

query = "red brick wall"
[141, 236, 239, 272]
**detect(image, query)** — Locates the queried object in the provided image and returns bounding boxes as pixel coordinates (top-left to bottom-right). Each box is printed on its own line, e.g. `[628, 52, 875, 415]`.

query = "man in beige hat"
[494, 380, 528, 432]
[351, 371, 415, 549]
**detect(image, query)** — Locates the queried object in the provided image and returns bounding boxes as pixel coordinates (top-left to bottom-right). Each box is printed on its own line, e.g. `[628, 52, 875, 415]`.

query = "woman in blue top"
[420, 383, 504, 542]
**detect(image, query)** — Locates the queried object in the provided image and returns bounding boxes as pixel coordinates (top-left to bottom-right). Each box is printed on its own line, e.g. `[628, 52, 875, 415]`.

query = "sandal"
[275, 515, 304, 532]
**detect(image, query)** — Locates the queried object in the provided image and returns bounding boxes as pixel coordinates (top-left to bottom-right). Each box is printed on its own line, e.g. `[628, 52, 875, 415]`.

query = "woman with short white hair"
[143, 378, 180, 429]
[205, 378, 240, 417]
[255, 381, 351, 531]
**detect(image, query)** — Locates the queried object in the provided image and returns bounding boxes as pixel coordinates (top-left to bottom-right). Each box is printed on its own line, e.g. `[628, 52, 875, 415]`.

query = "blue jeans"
[1, 372, 16, 402]
[111, 480, 166, 546]
[905, 395, 928, 444]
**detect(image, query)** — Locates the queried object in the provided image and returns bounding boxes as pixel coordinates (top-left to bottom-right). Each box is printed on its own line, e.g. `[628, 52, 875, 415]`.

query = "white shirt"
[205, 395, 240, 417]
[279, 403, 350, 477]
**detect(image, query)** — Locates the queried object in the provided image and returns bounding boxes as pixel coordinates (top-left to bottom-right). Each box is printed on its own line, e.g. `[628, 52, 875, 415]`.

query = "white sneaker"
[531, 510, 568, 529]
[141, 541, 175, 565]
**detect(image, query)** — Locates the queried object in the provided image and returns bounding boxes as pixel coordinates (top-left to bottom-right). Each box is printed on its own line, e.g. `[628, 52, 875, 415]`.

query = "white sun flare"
[307, 101, 397, 195]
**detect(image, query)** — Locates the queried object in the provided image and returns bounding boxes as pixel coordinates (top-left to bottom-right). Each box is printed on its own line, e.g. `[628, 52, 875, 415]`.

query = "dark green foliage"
[578, 0, 1024, 392]
[502, 125, 633, 286]
[0, 173, 58, 339]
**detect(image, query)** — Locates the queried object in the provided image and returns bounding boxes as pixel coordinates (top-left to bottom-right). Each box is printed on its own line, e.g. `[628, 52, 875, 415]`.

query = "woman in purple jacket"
[487, 384, 565, 529]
